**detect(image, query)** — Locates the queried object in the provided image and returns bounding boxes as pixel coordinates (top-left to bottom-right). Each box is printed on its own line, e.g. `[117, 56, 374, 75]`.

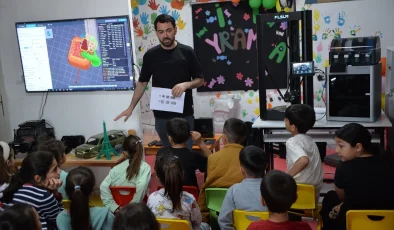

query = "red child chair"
[110, 186, 137, 207]
[157, 185, 199, 201]
[110, 186, 148, 207]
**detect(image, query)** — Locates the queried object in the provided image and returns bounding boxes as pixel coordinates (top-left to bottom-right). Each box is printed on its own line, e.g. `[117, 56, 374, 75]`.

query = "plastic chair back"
[63, 195, 104, 211]
[62, 200, 71, 210]
[157, 185, 199, 201]
[110, 186, 136, 207]
[233, 210, 269, 230]
[90, 194, 104, 207]
[157, 218, 190, 230]
[347, 210, 394, 230]
[205, 188, 228, 220]
[291, 184, 316, 210]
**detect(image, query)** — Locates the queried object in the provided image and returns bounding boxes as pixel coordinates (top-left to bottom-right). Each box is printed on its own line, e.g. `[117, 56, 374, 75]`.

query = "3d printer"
[257, 10, 314, 120]
[326, 36, 382, 122]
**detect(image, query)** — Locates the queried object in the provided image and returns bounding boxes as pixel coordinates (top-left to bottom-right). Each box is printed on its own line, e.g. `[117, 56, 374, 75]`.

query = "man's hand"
[114, 108, 133, 122]
[191, 131, 203, 146]
[172, 82, 189, 97]
[44, 178, 62, 191]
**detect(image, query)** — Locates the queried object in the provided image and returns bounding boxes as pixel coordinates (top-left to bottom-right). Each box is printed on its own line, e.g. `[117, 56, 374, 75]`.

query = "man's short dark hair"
[260, 170, 297, 213]
[223, 118, 246, 144]
[154, 14, 176, 30]
[166, 118, 190, 144]
[284, 104, 316, 133]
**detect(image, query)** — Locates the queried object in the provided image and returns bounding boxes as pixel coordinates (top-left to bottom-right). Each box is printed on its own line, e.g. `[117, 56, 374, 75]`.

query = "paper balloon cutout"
[262, 0, 276, 9]
[231, 0, 240, 3]
[276, 0, 291, 12]
[249, 0, 261, 9]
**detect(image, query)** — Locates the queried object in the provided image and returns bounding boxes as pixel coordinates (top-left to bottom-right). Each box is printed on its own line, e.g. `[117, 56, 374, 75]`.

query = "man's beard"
[160, 38, 175, 47]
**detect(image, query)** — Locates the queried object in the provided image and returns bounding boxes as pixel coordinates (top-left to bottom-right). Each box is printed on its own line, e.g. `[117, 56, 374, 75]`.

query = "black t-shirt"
[139, 43, 203, 118]
[157, 147, 207, 188]
[334, 156, 394, 210]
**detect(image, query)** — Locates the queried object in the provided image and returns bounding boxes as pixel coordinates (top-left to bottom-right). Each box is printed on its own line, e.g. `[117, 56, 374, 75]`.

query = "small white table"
[252, 112, 392, 170]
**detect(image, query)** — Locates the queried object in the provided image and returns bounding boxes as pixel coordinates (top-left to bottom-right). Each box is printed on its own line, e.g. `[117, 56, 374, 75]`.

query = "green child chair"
[205, 188, 229, 222]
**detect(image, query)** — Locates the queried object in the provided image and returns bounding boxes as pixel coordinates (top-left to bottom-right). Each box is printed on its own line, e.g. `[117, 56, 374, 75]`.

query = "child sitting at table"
[284, 104, 323, 200]
[100, 135, 151, 213]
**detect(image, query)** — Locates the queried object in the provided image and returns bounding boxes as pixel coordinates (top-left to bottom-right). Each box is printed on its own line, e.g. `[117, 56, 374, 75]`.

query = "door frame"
[0, 55, 11, 141]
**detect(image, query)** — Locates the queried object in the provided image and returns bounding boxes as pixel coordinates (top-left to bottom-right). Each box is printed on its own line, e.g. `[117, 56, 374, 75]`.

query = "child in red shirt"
[247, 170, 311, 230]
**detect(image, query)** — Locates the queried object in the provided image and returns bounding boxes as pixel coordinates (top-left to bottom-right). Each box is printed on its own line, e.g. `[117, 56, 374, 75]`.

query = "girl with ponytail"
[56, 166, 114, 230]
[147, 150, 210, 230]
[100, 135, 151, 213]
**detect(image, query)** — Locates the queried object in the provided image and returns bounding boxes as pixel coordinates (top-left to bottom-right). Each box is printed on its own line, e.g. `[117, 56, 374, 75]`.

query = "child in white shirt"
[284, 104, 323, 200]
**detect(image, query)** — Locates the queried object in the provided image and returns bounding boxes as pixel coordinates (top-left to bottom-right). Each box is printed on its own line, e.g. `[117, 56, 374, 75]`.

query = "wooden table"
[144, 133, 223, 156]
[14, 152, 126, 168]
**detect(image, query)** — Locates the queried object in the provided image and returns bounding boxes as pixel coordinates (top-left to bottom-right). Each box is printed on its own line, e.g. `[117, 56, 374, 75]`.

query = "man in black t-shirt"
[115, 14, 203, 149]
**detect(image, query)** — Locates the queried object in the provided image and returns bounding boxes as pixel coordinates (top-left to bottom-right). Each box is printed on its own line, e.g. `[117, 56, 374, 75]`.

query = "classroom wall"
[0, 0, 141, 142]
[135, 0, 394, 134]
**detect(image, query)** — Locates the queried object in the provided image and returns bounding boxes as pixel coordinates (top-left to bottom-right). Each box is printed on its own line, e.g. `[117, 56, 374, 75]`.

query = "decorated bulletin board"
[192, 1, 287, 92]
[192, 1, 261, 92]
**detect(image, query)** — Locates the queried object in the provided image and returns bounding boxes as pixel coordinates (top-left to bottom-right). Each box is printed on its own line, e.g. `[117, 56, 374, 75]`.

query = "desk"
[143, 134, 223, 156]
[252, 112, 392, 170]
[15, 153, 126, 168]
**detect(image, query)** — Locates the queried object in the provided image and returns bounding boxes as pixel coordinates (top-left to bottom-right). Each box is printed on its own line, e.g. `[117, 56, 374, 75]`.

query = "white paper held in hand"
[150, 87, 185, 113]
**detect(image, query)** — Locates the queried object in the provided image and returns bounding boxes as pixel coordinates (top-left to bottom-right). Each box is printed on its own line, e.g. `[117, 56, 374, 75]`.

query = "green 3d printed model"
[96, 121, 120, 160]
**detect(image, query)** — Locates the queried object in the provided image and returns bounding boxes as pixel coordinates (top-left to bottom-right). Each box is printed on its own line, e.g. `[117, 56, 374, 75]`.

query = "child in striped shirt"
[1, 151, 63, 230]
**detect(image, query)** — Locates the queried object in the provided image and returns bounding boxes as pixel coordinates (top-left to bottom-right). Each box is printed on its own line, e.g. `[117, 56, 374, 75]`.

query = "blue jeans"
[155, 116, 194, 150]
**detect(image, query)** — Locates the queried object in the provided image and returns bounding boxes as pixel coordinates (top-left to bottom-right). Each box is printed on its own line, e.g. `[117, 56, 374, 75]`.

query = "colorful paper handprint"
[313, 9, 320, 21]
[315, 53, 322, 64]
[159, 5, 170, 15]
[322, 28, 331, 40]
[143, 24, 152, 35]
[134, 26, 143, 37]
[350, 25, 361, 36]
[323, 13, 332, 24]
[171, 10, 180, 21]
[177, 17, 186, 30]
[337, 11, 346, 27]
[333, 28, 342, 39]
[132, 17, 140, 28]
[148, 0, 160, 10]
[151, 13, 158, 25]
[140, 12, 149, 25]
